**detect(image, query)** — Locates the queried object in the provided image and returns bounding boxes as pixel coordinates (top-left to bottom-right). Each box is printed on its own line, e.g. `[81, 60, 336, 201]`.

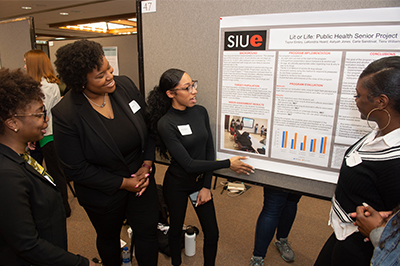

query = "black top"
[158, 105, 230, 188]
[99, 95, 142, 173]
[335, 133, 400, 214]
[0, 143, 88, 266]
[52, 75, 155, 213]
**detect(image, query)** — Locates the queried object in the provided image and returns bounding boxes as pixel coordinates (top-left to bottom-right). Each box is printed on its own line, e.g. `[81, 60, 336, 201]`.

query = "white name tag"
[178, 124, 192, 136]
[129, 100, 141, 114]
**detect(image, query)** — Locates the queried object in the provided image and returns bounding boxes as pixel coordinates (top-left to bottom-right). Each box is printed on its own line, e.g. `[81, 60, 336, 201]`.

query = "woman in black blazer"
[0, 68, 96, 266]
[52, 40, 159, 266]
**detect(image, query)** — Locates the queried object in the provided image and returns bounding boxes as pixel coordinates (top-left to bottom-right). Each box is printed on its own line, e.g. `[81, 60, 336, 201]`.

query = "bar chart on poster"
[216, 7, 400, 184]
[272, 127, 329, 165]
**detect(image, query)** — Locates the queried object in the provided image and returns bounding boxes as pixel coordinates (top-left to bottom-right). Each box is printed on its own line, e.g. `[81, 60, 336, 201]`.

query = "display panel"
[217, 7, 400, 184]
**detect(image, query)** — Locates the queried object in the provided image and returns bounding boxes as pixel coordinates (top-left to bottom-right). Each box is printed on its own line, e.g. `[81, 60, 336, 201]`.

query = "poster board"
[141, 1, 400, 198]
[216, 8, 400, 189]
[0, 17, 35, 69]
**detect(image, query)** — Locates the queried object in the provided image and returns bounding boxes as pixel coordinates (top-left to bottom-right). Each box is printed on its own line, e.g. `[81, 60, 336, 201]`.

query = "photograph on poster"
[224, 115, 268, 155]
[216, 7, 400, 184]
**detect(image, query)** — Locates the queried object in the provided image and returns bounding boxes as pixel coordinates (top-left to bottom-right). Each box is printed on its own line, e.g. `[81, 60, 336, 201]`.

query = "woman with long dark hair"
[147, 68, 254, 266]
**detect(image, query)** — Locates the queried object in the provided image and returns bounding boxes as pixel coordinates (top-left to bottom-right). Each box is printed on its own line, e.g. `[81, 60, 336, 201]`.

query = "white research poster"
[216, 7, 400, 184]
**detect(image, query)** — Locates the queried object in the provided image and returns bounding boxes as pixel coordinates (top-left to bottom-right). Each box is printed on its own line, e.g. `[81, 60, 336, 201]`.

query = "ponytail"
[146, 85, 172, 159]
[146, 68, 185, 159]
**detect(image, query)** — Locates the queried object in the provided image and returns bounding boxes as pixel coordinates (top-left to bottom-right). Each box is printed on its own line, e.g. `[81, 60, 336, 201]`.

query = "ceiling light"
[58, 21, 136, 35]
[21, 6, 32, 10]
[60, 12, 69, 16]
[49, 13, 137, 35]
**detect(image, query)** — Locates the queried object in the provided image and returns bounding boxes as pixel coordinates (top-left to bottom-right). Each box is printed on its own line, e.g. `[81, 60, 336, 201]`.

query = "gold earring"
[366, 108, 391, 131]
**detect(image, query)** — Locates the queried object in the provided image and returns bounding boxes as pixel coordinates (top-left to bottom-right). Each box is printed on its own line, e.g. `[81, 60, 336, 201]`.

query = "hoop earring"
[366, 108, 391, 131]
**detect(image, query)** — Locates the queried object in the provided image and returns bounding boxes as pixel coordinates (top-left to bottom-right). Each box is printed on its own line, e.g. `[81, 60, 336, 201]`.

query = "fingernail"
[135, 184, 139, 188]
[145, 173, 150, 177]
[362, 202, 369, 207]
[131, 174, 135, 177]
[138, 192, 142, 197]
[247, 172, 250, 176]
[136, 192, 139, 196]
[251, 170, 255, 174]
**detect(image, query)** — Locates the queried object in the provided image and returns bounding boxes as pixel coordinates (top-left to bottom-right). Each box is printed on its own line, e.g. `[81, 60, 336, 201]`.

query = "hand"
[229, 156, 255, 175]
[351, 205, 388, 237]
[350, 209, 393, 220]
[89, 260, 100, 266]
[196, 188, 212, 206]
[132, 160, 152, 180]
[120, 173, 150, 194]
[27, 142, 36, 150]
[120, 161, 152, 194]
[135, 177, 149, 197]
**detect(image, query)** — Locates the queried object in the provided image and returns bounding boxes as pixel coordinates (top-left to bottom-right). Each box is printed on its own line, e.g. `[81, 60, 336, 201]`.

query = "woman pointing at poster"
[147, 68, 254, 266]
[314, 56, 400, 266]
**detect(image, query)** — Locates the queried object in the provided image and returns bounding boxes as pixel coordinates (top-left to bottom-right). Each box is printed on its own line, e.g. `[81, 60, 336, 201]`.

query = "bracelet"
[142, 163, 152, 173]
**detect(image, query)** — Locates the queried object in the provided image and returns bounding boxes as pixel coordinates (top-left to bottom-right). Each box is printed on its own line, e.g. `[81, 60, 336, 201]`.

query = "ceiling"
[0, 0, 137, 41]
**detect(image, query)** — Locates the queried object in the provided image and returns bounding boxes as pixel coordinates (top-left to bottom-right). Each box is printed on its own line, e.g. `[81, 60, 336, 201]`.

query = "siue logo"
[224, 30, 266, 51]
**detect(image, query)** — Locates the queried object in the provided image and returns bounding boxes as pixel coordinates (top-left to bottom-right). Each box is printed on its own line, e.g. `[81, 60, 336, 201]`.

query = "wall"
[49, 34, 139, 85]
[141, 0, 400, 198]
[0, 17, 34, 69]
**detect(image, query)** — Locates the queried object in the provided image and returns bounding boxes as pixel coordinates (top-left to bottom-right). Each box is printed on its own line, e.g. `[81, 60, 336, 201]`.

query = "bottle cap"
[123, 246, 128, 251]
[186, 227, 195, 235]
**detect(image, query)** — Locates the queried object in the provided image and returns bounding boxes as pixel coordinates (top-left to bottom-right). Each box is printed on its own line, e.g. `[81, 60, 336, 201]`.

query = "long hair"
[24, 50, 60, 84]
[359, 56, 400, 114]
[147, 68, 185, 159]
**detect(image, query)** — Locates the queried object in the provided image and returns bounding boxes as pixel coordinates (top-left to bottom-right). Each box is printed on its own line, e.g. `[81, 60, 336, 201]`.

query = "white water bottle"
[122, 246, 132, 266]
[185, 227, 196, 256]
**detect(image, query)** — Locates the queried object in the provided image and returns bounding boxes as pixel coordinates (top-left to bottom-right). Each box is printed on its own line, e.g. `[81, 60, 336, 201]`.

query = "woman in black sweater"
[147, 68, 254, 266]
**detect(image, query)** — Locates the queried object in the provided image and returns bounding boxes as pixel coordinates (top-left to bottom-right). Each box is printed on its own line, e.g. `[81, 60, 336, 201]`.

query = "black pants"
[163, 170, 219, 266]
[85, 176, 159, 266]
[41, 141, 71, 216]
[314, 232, 374, 266]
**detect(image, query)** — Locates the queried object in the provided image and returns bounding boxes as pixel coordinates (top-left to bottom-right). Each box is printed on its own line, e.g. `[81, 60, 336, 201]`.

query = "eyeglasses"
[14, 106, 47, 122]
[172, 80, 198, 94]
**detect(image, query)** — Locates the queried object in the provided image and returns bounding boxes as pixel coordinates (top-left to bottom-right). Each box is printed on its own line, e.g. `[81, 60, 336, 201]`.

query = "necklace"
[82, 92, 107, 108]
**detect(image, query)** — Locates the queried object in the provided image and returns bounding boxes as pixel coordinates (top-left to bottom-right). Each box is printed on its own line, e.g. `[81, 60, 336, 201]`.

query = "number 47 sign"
[142, 0, 156, 13]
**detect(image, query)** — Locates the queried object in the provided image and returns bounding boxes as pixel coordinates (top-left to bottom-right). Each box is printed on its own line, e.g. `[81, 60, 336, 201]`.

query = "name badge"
[178, 124, 192, 136]
[129, 100, 141, 114]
